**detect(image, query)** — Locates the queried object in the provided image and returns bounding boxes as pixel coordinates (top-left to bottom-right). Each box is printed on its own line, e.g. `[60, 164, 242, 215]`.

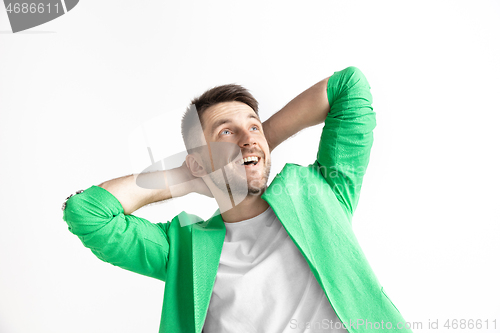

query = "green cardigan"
[63, 66, 412, 333]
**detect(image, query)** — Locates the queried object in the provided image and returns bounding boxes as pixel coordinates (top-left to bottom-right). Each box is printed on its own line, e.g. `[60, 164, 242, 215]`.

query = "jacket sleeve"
[316, 66, 376, 216]
[62, 185, 170, 281]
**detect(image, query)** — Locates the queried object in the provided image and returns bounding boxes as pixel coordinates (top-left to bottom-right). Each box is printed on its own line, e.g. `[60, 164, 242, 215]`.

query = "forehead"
[202, 101, 260, 134]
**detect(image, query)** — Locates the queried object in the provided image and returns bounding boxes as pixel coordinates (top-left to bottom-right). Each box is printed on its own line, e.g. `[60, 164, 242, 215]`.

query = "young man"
[62, 66, 412, 333]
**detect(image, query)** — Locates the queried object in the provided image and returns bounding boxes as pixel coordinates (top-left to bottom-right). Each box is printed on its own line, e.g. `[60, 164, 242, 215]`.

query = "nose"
[239, 130, 257, 148]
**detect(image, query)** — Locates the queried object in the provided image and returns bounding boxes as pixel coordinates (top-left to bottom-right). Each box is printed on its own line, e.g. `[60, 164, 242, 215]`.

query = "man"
[62, 66, 412, 332]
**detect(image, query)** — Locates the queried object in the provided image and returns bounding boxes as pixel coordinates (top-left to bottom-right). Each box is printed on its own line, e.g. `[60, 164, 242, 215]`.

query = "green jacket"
[63, 66, 412, 333]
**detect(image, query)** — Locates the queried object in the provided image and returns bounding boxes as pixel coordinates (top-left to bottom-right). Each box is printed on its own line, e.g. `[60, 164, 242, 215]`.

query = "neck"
[218, 188, 270, 223]
[201, 175, 270, 223]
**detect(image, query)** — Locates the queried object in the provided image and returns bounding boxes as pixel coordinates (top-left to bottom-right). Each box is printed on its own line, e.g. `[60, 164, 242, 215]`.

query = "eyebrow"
[210, 114, 260, 135]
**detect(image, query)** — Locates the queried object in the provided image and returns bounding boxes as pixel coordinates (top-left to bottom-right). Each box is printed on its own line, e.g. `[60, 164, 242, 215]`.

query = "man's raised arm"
[62, 163, 210, 281]
[263, 66, 375, 216]
[262, 75, 331, 153]
[99, 163, 210, 215]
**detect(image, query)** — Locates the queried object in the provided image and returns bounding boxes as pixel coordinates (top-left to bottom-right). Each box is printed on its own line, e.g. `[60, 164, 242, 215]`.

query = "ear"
[185, 154, 208, 177]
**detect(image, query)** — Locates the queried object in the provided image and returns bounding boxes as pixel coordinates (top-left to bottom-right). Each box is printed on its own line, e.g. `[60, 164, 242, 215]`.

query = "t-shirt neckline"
[223, 206, 273, 226]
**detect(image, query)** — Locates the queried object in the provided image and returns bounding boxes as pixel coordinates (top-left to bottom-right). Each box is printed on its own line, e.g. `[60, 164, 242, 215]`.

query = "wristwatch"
[61, 189, 84, 211]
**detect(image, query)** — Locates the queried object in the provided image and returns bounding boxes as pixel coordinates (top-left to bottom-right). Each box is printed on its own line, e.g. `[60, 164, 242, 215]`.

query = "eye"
[250, 125, 259, 131]
[220, 129, 231, 135]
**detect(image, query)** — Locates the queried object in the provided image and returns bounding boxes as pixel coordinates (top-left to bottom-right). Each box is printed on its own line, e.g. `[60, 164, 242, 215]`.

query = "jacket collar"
[261, 171, 314, 263]
[191, 210, 226, 333]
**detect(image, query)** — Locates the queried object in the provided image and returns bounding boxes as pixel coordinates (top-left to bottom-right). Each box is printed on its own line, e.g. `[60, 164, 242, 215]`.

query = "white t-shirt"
[203, 206, 347, 333]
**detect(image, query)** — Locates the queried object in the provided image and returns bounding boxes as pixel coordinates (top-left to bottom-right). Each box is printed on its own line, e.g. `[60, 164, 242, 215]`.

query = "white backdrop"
[1, 1, 499, 332]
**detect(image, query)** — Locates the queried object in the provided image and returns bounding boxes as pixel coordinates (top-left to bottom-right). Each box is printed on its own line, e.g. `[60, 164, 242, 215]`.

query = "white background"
[1, 1, 499, 332]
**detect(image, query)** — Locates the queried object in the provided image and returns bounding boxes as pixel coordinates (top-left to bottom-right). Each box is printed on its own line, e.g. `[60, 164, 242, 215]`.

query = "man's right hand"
[175, 161, 213, 198]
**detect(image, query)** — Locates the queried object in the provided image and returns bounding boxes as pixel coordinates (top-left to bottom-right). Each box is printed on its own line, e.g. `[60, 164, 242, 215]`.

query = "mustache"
[205, 143, 265, 169]
[239, 148, 263, 159]
[227, 149, 264, 164]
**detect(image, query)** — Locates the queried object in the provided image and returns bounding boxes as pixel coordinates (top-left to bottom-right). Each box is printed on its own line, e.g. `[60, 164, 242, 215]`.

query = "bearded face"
[197, 141, 272, 199]
[192, 101, 272, 201]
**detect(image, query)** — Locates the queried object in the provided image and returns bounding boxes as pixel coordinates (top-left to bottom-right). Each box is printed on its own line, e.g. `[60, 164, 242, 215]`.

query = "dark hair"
[181, 84, 259, 152]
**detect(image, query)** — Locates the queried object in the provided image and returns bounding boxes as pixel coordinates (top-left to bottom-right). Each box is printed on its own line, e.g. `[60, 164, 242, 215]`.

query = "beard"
[245, 159, 271, 195]
[202, 153, 271, 200]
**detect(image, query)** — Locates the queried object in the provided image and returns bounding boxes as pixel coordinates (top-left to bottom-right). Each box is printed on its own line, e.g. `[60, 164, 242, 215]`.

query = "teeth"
[238, 156, 259, 165]
[244, 156, 259, 162]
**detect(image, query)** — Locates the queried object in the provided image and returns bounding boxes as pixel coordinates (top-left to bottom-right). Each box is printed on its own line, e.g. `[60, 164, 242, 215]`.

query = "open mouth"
[237, 156, 261, 166]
